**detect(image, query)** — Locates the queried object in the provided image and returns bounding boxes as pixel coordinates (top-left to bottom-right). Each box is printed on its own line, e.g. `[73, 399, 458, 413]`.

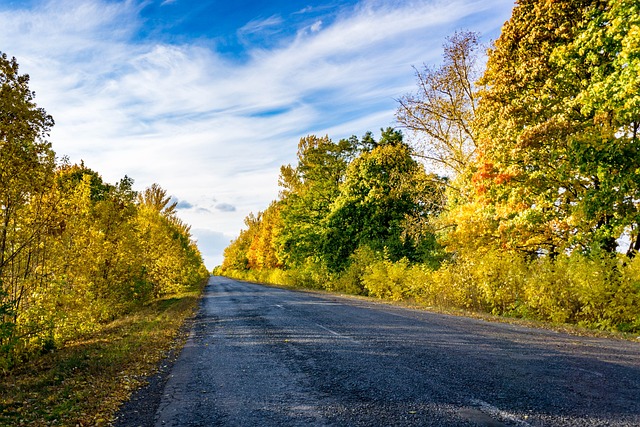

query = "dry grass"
[0, 280, 205, 426]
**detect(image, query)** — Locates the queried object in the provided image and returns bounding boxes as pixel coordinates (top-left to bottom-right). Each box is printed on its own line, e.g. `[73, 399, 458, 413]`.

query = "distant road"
[118, 276, 640, 426]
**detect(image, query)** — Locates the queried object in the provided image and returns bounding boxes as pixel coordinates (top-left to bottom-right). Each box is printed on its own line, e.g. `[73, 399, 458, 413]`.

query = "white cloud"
[294, 6, 315, 15]
[190, 228, 235, 268]
[0, 0, 515, 268]
[238, 14, 284, 36]
[215, 203, 237, 213]
[310, 20, 323, 32]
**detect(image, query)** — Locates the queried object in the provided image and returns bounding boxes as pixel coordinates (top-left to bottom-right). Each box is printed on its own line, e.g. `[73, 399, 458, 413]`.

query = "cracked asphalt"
[116, 276, 640, 426]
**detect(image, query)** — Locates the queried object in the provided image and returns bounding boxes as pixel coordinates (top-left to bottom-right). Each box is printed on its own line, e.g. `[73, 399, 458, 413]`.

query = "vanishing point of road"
[117, 276, 640, 426]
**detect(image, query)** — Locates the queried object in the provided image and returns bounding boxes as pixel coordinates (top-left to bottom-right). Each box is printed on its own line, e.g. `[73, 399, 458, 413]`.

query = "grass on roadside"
[0, 279, 206, 427]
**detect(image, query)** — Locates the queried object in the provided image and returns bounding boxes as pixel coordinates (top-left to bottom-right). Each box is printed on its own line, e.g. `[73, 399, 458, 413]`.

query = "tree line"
[218, 0, 640, 332]
[0, 53, 209, 369]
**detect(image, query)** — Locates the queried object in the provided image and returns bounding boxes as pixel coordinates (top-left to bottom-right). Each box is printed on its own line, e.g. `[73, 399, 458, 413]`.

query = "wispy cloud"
[294, 6, 315, 15]
[238, 14, 284, 36]
[309, 20, 323, 33]
[0, 0, 515, 267]
[174, 198, 194, 209]
[215, 203, 237, 213]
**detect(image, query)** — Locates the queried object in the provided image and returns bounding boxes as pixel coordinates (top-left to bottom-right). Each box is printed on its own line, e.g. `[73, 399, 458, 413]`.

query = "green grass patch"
[0, 279, 206, 426]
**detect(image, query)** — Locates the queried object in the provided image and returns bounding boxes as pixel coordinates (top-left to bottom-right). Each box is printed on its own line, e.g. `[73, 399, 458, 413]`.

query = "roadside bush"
[283, 258, 329, 290]
[568, 254, 640, 331]
[617, 255, 640, 331]
[362, 257, 412, 301]
[398, 264, 434, 303]
[329, 247, 379, 295]
[430, 257, 482, 310]
[567, 254, 619, 329]
[220, 247, 640, 333]
[518, 256, 577, 323]
[404, 265, 441, 307]
[514, 253, 640, 330]
[473, 250, 528, 315]
[260, 269, 291, 287]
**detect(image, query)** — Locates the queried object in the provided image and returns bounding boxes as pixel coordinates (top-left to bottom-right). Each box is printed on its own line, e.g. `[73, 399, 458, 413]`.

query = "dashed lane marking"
[314, 323, 360, 344]
[469, 399, 532, 427]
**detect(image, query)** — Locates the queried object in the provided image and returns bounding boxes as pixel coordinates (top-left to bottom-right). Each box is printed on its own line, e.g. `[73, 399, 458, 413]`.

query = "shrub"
[567, 254, 640, 331]
[473, 250, 528, 315]
[617, 256, 640, 331]
[430, 257, 482, 310]
[521, 256, 579, 323]
[221, 247, 640, 333]
[329, 247, 380, 295]
[362, 257, 412, 301]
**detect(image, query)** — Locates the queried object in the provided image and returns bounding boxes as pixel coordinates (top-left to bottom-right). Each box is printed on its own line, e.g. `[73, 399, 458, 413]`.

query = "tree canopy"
[222, 128, 447, 276]
[470, 0, 639, 255]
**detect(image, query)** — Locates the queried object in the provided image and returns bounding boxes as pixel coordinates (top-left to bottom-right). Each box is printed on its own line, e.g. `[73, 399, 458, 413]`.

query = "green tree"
[470, 0, 639, 255]
[322, 129, 445, 271]
[552, 0, 640, 255]
[277, 135, 357, 267]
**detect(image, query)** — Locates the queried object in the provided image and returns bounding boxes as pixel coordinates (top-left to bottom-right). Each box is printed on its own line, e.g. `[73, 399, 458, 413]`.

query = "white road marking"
[315, 323, 360, 344]
[294, 301, 343, 305]
[469, 399, 532, 427]
[315, 323, 342, 336]
[575, 367, 603, 377]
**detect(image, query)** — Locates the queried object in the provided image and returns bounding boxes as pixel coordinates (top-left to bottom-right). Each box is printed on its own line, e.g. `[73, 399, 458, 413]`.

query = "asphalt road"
[117, 276, 640, 426]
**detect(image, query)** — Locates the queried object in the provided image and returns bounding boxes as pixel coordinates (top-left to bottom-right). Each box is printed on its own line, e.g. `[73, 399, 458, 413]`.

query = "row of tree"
[0, 53, 208, 368]
[221, 130, 446, 274]
[398, 0, 639, 257]
[218, 0, 640, 331]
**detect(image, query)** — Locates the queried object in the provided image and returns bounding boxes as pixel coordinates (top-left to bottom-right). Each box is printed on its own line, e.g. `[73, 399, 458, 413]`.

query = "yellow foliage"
[362, 258, 413, 301]
[221, 247, 640, 333]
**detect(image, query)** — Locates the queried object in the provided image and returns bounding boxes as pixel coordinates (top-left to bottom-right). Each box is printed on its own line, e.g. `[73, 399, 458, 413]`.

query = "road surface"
[117, 276, 640, 426]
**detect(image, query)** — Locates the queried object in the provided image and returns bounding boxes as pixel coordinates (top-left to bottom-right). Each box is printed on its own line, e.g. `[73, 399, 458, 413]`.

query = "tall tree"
[552, 0, 640, 255]
[277, 135, 356, 267]
[246, 201, 283, 270]
[397, 31, 480, 178]
[221, 214, 258, 272]
[38, 164, 112, 338]
[322, 129, 445, 271]
[139, 183, 178, 216]
[0, 53, 56, 347]
[137, 183, 207, 296]
[469, 0, 639, 255]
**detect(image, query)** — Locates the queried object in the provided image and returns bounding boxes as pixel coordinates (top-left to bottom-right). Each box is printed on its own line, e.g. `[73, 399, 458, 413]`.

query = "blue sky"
[0, 0, 515, 268]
